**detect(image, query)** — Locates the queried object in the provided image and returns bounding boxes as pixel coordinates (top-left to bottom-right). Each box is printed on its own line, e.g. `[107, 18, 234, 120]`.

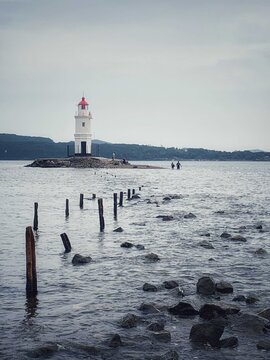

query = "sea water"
[0, 161, 269, 359]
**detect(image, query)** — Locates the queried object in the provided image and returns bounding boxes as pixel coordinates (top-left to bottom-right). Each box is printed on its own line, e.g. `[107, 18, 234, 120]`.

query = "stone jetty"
[26, 156, 163, 169]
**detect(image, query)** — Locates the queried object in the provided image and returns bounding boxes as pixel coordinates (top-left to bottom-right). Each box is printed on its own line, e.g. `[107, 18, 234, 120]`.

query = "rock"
[143, 283, 158, 292]
[184, 212, 196, 219]
[246, 295, 259, 304]
[199, 303, 240, 320]
[198, 240, 214, 249]
[146, 350, 179, 360]
[151, 330, 171, 343]
[139, 302, 161, 314]
[163, 196, 172, 201]
[120, 313, 139, 328]
[255, 224, 263, 230]
[162, 216, 174, 221]
[163, 280, 179, 289]
[231, 313, 269, 334]
[189, 321, 225, 347]
[136, 244, 145, 250]
[147, 322, 165, 331]
[258, 308, 270, 321]
[220, 232, 231, 238]
[113, 227, 124, 232]
[72, 254, 92, 265]
[233, 295, 246, 302]
[145, 253, 160, 261]
[219, 336, 238, 348]
[200, 232, 211, 237]
[109, 333, 122, 348]
[215, 210, 225, 214]
[257, 340, 270, 350]
[169, 287, 184, 297]
[168, 301, 199, 316]
[230, 235, 247, 242]
[130, 222, 146, 226]
[255, 248, 267, 255]
[132, 194, 141, 199]
[215, 281, 233, 294]
[196, 276, 215, 295]
[121, 242, 133, 248]
[27, 343, 59, 358]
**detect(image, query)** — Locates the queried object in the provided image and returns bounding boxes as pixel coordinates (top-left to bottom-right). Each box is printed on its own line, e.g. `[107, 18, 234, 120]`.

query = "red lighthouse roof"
[78, 96, 88, 106]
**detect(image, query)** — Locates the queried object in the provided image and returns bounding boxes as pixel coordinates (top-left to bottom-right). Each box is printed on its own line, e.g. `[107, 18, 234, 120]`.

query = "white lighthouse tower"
[74, 96, 92, 156]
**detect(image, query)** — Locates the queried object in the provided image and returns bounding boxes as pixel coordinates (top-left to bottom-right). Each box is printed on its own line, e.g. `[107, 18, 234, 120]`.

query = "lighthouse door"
[81, 141, 87, 155]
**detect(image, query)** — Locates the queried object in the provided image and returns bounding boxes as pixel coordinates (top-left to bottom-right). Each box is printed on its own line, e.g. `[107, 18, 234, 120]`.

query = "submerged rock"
[72, 254, 92, 265]
[255, 248, 267, 255]
[190, 321, 225, 347]
[257, 340, 270, 350]
[169, 301, 198, 316]
[136, 244, 145, 250]
[230, 235, 247, 242]
[258, 308, 270, 321]
[121, 242, 133, 248]
[246, 295, 259, 304]
[184, 212, 196, 219]
[113, 227, 124, 232]
[163, 280, 179, 289]
[27, 343, 59, 358]
[200, 232, 211, 237]
[109, 334, 123, 348]
[145, 253, 160, 262]
[220, 232, 231, 238]
[233, 295, 246, 302]
[219, 336, 238, 348]
[151, 330, 171, 343]
[147, 322, 165, 332]
[231, 313, 269, 334]
[120, 313, 139, 328]
[143, 283, 158, 292]
[215, 281, 233, 294]
[198, 240, 214, 249]
[196, 276, 215, 295]
[199, 303, 240, 320]
[139, 302, 161, 314]
[156, 215, 174, 221]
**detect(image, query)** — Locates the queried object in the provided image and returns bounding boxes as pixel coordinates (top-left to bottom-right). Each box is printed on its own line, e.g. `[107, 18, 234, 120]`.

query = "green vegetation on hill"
[0, 133, 269, 161]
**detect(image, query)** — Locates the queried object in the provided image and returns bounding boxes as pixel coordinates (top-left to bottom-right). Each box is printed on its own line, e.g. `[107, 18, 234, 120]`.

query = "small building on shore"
[74, 96, 92, 156]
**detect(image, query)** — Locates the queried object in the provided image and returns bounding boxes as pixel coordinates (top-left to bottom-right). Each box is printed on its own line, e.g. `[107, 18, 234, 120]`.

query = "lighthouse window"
[82, 122, 85, 127]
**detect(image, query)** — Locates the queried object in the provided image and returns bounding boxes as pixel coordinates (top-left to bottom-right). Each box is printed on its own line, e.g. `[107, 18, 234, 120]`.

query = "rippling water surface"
[0, 161, 269, 359]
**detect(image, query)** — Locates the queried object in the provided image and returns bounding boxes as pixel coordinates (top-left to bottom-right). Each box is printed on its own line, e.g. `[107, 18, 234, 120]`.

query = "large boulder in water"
[189, 320, 225, 347]
[196, 276, 215, 295]
[215, 281, 233, 294]
[168, 301, 198, 316]
[72, 254, 92, 265]
[145, 253, 160, 262]
[143, 283, 158, 292]
[199, 303, 240, 320]
[120, 313, 139, 328]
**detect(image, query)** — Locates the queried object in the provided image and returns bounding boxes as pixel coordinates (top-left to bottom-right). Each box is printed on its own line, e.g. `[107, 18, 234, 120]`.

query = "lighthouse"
[74, 96, 92, 156]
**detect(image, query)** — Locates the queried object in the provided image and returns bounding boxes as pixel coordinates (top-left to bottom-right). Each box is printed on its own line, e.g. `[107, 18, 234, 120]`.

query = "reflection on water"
[0, 160, 270, 359]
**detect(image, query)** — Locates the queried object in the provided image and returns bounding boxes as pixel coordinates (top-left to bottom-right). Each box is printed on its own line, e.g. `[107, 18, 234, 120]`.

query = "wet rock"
[184, 212, 196, 219]
[198, 240, 214, 249]
[157, 215, 174, 221]
[220, 232, 231, 238]
[148, 350, 179, 360]
[139, 302, 161, 314]
[132, 194, 141, 199]
[258, 308, 270, 321]
[120, 313, 139, 328]
[147, 322, 165, 332]
[136, 244, 145, 250]
[145, 253, 160, 262]
[196, 276, 215, 295]
[189, 320, 225, 347]
[72, 254, 92, 265]
[71, 343, 99, 355]
[27, 343, 59, 358]
[230, 235, 247, 242]
[231, 313, 269, 334]
[233, 295, 246, 302]
[151, 330, 171, 343]
[169, 287, 184, 297]
[121, 242, 133, 248]
[257, 340, 270, 350]
[130, 222, 146, 226]
[215, 210, 225, 214]
[143, 283, 158, 292]
[109, 333, 122, 348]
[113, 227, 124, 232]
[246, 295, 259, 304]
[168, 301, 199, 316]
[255, 248, 267, 255]
[215, 281, 233, 294]
[163, 280, 179, 289]
[255, 224, 263, 230]
[199, 303, 240, 320]
[163, 196, 172, 201]
[200, 232, 211, 237]
[219, 336, 238, 348]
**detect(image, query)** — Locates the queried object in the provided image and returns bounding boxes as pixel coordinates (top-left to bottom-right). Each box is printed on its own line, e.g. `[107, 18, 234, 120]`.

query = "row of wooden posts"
[27, 186, 142, 297]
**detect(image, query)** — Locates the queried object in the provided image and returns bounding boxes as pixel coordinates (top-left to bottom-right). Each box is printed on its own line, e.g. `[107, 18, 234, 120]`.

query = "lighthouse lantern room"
[74, 96, 92, 156]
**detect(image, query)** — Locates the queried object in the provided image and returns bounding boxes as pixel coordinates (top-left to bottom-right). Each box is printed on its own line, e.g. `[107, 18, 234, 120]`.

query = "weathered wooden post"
[79, 194, 84, 209]
[92, 194, 96, 200]
[127, 189, 131, 200]
[98, 198, 105, 232]
[119, 191, 123, 207]
[25, 226, 37, 297]
[139, 186, 142, 191]
[113, 193, 117, 219]
[132, 189, 135, 195]
[65, 199, 69, 217]
[33, 202, 38, 231]
[60, 233, 72, 252]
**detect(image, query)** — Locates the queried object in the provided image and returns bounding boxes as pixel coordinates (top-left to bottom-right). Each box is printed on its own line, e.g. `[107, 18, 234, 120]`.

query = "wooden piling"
[113, 193, 117, 219]
[33, 202, 38, 231]
[92, 194, 96, 200]
[119, 191, 123, 207]
[79, 193, 84, 209]
[25, 226, 37, 297]
[139, 186, 142, 191]
[127, 189, 131, 200]
[132, 189, 135, 195]
[98, 198, 105, 232]
[65, 199, 69, 217]
[60, 233, 72, 252]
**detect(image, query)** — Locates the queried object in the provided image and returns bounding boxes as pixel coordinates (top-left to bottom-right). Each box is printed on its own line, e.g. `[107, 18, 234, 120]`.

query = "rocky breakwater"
[26, 156, 162, 169]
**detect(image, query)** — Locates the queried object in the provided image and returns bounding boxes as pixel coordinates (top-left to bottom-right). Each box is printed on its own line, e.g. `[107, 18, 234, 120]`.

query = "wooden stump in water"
[33, 202, 38, 231]
[119, 191, 123, 207]
[113, 193, 117, 219]
[98, 198, 105, 232]
[92, 194, 96, 200]
[60, 233, 72, 252]
[25, 226, 37, 297]
[132, 189, 135, 195]
[79, 194, 84, 209]
[127, 189, 131, 200]
[65, 199, 69, 217]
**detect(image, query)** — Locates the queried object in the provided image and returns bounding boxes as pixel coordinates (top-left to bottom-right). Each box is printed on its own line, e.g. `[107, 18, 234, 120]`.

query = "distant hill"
[0, 133, 269, 161]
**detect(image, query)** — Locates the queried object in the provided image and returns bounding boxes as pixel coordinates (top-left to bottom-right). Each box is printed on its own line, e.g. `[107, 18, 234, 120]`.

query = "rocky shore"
[26, 156, 163, 169]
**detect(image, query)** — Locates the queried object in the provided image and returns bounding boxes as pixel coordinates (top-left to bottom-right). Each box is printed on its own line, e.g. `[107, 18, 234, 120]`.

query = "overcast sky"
[1, 0, 270, 151]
